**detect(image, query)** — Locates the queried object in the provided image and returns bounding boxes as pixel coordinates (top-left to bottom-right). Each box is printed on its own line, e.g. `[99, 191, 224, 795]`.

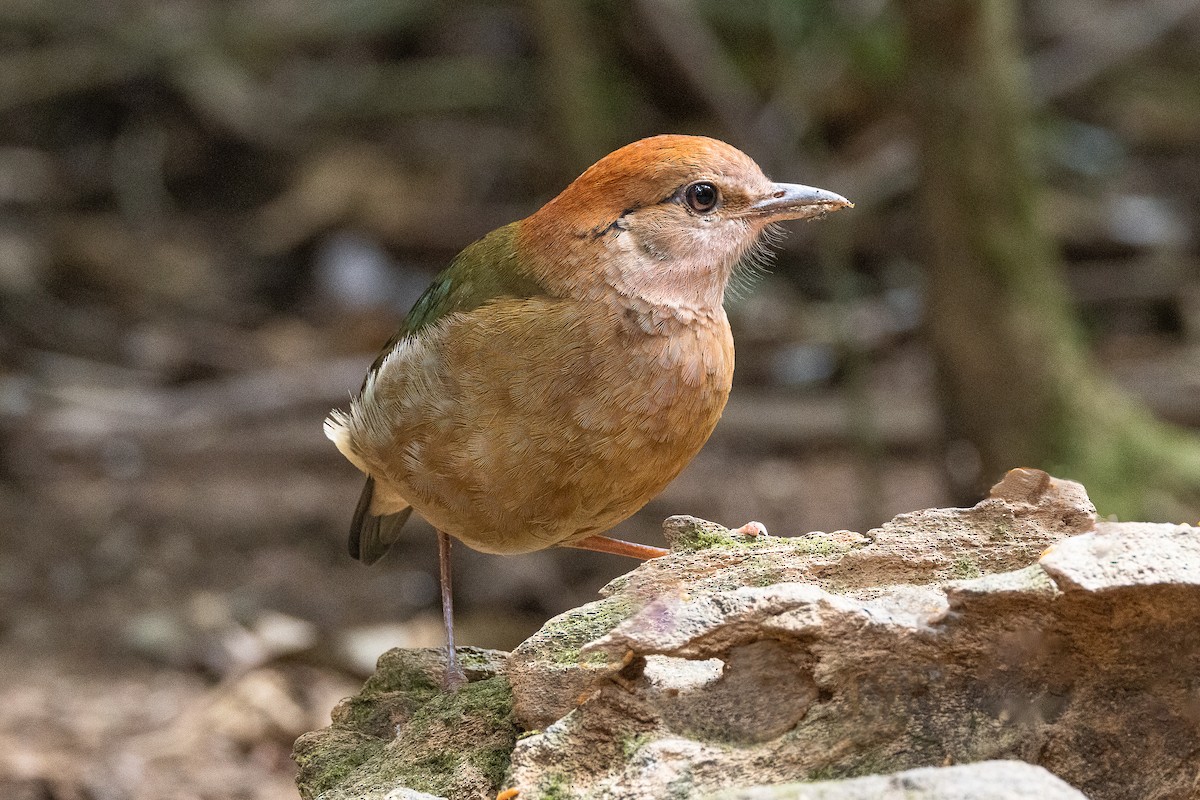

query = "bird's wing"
[359, 221, 548, 391]
[340, 221, 551, 563]
[348, 476, 414, 565]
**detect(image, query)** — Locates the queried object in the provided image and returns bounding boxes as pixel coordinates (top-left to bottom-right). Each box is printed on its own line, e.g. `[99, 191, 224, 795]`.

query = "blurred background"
[2, 0, 1198, 797]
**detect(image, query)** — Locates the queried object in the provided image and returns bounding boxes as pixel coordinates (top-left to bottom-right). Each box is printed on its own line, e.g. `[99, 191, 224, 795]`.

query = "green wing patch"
[362, 222, 548, 385]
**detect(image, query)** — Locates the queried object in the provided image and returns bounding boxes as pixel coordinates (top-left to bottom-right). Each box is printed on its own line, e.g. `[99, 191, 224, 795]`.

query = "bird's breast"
[569, 300, 734, 439]
[355, 296, 734, 553]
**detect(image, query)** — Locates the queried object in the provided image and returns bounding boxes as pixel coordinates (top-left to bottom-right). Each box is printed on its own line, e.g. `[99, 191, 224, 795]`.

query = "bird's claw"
[731, 521, 768, 538]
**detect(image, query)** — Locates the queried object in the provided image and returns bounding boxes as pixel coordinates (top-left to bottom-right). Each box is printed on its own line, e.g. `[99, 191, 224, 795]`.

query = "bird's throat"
[597, 233, 733, 320]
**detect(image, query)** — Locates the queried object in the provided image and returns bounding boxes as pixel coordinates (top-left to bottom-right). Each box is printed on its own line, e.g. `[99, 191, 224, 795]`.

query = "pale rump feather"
[323, 411, 366, 473]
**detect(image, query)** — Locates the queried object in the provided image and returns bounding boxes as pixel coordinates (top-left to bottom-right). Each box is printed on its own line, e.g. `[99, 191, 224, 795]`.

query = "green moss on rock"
[295, 649, 518, 800]
[663, 517, 769, 552]
[332, 692, 426, 739]
[359, 648, 443, 698]
[663, 516, 858, 558]
[787, 534, 857, 557]
[471, 744, 515, 788]
[952, 557, 984, 579]
[621, 732, 655, 759]
[355, 676, 518, 798]
[293, 728, 388, 798]
[535, 772, 573, 800]
[528, 595, 638, 664]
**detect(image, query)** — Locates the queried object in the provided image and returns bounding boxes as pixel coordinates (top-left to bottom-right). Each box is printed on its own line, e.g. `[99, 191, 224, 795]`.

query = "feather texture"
[333, 223, 551, 561]
[325, 135, 849, 561]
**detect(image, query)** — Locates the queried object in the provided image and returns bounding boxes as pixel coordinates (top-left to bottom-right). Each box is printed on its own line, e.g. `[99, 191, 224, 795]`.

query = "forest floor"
[3, 4, 1200, 797]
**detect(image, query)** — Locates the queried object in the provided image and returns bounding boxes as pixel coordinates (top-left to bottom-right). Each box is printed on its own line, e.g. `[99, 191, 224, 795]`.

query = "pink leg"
[565, 535, 668, 560]
[438, 530, 467, 691]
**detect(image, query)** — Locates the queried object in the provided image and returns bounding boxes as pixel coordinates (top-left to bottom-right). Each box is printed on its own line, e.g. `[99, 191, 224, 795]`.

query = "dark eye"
[684, 181, 720, 213]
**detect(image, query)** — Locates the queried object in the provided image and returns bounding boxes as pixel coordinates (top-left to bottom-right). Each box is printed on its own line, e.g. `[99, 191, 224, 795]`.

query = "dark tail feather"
[349, 476, 414, 565]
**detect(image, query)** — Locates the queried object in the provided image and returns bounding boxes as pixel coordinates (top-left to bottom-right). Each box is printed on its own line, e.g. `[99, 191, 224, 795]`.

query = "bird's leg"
[437, 530, 467, 691]
[565, 535, 668, 559]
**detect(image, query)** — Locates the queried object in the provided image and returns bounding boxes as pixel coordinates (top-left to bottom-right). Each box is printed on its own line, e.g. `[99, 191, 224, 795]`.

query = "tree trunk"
[898, 0, 1200, 520]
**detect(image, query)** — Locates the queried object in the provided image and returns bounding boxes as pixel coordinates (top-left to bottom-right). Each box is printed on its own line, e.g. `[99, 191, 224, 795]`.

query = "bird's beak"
[747, 183, 853, 221]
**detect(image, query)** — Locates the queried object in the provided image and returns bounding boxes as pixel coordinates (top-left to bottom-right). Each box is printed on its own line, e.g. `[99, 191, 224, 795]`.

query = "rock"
[295, 470, 1198, 800]
[508, 470, 1092, 730]
[1040, 521, 1200, 590]
[382, 790, 449, 800]
[294, 648, 516, 800]
[819, 466, 1096, 590]
[707, 760, 1088, 799]
[507, 594, 643, 731]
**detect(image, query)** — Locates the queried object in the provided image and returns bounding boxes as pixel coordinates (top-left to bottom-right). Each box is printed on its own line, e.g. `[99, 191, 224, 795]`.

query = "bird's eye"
[684, 182, 720, 213]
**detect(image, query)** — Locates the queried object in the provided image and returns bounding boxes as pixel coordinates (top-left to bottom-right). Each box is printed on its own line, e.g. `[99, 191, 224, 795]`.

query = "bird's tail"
[349, 476, 414, 565]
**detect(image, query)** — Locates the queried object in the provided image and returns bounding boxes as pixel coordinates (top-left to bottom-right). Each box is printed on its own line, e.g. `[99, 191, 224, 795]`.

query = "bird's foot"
[731, 521, 768, 538]
[443, 657, 468, 692]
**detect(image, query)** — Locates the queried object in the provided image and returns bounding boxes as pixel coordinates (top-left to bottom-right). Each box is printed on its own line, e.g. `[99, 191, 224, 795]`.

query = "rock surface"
[293, 648, 517, 800]
[295, 469, 1200, 800]
[708, 760, 1088, 799]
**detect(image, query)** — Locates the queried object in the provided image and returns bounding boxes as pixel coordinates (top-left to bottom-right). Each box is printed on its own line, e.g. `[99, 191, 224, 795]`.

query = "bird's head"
[520, 135, 851, 310]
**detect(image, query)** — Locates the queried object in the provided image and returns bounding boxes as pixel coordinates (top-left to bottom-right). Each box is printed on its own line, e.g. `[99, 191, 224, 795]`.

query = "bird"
[325, 135, 851, 688]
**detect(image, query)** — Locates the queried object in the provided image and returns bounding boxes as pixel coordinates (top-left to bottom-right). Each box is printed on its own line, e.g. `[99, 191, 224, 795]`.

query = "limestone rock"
[508, 469, 1093, 730]
[295, 470, 1200, 800]
[708, 760, 1088, 799]
[1040, 520, 1200, 590]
